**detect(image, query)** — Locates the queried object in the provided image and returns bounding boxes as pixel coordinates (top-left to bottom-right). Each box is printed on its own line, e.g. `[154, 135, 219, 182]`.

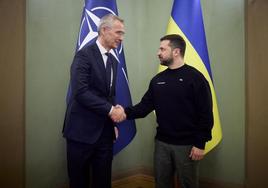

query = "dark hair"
[160, 34, 186, 57]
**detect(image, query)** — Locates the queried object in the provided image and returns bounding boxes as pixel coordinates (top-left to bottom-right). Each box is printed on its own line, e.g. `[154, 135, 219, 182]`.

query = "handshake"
[109, 105, 126, 123]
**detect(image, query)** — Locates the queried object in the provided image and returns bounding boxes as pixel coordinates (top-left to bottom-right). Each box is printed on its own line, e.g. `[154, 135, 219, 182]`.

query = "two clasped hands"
[109, 105, 126, 123]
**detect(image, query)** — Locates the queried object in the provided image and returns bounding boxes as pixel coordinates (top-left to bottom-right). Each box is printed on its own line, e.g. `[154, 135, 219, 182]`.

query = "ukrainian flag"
[160, 0, 222, 154]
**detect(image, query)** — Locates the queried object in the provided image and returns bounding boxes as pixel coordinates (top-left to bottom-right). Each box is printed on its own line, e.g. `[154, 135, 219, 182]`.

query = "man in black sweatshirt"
[119, 34, 213, 188]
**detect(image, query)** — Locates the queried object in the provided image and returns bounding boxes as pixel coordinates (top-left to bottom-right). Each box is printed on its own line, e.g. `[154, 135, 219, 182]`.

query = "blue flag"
[67, 0, 136, 155]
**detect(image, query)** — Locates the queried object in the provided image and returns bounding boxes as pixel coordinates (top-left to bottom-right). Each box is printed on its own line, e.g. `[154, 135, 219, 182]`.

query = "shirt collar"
[96, 39, 109, 55]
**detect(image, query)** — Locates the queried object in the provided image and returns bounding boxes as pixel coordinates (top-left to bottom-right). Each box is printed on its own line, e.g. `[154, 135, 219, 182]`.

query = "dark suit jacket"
[63, 43, 118, 144]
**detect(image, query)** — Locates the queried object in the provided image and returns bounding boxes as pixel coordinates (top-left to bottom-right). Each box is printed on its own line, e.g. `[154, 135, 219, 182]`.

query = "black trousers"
[66, 123, 114, 188]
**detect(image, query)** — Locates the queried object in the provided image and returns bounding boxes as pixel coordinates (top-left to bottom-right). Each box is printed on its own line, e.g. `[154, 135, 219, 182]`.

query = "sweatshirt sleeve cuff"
[194, 142, 206, 149]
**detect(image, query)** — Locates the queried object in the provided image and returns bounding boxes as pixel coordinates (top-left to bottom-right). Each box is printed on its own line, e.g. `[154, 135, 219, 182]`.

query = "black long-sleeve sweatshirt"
[125, 64, 213, 149]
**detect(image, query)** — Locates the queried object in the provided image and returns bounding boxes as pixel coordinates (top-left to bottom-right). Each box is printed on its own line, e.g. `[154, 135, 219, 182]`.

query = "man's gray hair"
[97, 14, 124, 34]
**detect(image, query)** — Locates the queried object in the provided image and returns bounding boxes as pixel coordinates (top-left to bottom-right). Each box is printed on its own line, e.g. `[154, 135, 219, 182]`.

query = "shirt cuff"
[108, 106, 114, 116]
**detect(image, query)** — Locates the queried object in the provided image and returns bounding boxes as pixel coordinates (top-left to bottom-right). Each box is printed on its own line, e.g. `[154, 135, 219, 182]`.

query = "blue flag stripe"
[171, 0, 212, 78]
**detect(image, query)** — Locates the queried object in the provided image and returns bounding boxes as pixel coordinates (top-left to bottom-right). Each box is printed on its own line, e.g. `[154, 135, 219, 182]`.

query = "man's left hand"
[189, 146, 205, 161]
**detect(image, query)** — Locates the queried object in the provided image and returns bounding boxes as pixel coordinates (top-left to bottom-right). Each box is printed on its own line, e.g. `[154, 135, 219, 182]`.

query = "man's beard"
[160, 57, 173, 66]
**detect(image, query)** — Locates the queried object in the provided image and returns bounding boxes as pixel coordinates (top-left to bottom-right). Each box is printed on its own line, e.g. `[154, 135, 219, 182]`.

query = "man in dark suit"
[63, 14, 126, 188]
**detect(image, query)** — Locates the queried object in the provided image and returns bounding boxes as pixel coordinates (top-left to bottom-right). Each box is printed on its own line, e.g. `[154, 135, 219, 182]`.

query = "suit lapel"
[91, 44, 109, 93]
[92, 44, 106, 76]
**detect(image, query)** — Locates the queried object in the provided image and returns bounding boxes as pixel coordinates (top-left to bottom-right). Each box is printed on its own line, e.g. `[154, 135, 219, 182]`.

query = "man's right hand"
[109, 105, 126, 123]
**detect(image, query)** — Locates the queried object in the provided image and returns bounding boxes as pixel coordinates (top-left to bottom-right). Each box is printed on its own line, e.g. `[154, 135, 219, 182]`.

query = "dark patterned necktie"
[105, 52, 112, 91]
